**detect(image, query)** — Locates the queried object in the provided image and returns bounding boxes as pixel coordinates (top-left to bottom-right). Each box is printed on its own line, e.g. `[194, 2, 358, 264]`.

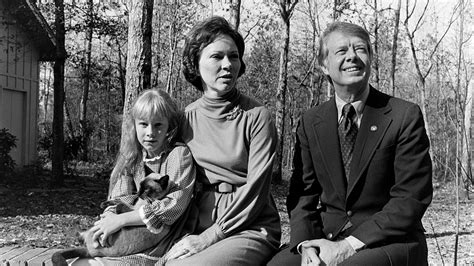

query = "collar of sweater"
[199, 88, 242, 120]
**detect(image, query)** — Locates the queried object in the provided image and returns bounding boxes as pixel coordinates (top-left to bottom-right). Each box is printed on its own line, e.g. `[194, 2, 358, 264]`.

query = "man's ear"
[320, 61, 329, 75]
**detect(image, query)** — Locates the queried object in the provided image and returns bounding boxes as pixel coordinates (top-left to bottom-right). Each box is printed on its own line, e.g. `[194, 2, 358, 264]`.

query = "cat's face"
[137, 174, 169, 202]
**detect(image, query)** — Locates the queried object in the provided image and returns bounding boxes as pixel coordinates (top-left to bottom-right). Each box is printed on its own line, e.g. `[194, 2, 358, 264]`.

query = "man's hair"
[318, 22, 373, 67]
[182, 16, 246, 91]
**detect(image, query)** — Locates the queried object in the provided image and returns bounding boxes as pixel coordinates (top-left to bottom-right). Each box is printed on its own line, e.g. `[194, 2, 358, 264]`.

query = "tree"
[390, 0, 402, 96]
[458, 0, 472, 196]
[211, 0, 241, 30]
[79, 0, 94, 161]
[52, 0, 66, 186]
[229, 0, 241, 30]
[403, 0, 456, 158]
[122, 0, 153, 113]
[273, 0, 299, 182]
[371, 0, 380, 89]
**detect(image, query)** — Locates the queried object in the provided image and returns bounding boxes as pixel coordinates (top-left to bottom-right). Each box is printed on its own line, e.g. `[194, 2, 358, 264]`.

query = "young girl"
[71, 89, 196, 265]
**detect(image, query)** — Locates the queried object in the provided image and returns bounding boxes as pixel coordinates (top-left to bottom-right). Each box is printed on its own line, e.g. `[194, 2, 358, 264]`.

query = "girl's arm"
[90, 209, 144, 245]
[139, 145, 196, 233]
[101, 169, 140, 215]
[93, 167, 140, 243]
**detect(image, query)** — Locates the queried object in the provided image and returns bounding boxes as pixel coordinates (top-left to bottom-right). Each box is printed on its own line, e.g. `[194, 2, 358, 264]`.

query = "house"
[0, 0, 55, 167]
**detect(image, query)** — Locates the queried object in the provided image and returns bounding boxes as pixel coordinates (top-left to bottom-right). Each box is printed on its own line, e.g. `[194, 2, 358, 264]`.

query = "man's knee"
[266, 246, 301, 266]
[340, 239, 428, 266]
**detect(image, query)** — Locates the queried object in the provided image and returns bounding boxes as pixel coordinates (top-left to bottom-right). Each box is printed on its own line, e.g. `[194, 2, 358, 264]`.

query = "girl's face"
[198, 34, 241, 98]
[135, 115, 169, 158]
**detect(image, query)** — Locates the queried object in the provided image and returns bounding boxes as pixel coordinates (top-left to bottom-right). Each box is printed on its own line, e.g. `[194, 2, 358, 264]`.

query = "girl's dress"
[71, 144, 196, 266]
[169, 88, 281, 265]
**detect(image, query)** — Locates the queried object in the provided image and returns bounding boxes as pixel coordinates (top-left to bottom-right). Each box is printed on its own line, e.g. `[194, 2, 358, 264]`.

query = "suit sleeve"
[287, 116, 325, 252]
[352, 104, 433, 246]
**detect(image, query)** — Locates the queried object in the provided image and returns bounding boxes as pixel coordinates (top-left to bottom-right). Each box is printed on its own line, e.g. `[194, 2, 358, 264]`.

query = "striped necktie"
[338, 103, 358, 181]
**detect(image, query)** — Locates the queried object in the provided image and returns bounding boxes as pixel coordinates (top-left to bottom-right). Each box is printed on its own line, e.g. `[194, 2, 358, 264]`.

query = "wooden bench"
[0, 246, 60, 266]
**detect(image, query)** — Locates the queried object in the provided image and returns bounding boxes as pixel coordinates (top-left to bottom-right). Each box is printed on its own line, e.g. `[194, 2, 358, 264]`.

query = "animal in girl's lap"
[53, 89, 195, 266]
[52, 174, 170, 266]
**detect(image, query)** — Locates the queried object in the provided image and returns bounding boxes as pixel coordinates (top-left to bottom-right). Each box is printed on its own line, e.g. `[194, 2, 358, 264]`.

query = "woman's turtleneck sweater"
[181, 87, 281, 248]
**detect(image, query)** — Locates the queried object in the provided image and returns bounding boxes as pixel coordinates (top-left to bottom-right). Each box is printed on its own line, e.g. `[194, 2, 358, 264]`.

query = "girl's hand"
[90, 212, 124, 247]
[165, 235, 210, 260]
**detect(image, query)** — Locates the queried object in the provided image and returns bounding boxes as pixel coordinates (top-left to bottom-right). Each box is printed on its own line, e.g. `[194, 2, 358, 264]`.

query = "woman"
[165, 17, 281, 265]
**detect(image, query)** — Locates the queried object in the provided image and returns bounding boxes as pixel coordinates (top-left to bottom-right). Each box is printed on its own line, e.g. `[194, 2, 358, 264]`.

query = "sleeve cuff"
[296, 242, 305, 254]
[345, 236, 365, 252]
[138, 205, 147, 223]
[200, 223, 225, 246]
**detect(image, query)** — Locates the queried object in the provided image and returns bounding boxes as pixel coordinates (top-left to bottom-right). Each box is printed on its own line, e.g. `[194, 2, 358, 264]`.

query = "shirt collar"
[142, 149, 165, 163]
[335, 84, 370, 124]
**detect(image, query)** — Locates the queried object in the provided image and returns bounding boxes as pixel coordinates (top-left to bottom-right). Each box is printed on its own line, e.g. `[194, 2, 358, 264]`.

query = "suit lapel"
[347, 88, 392, 197]
[313, 99, 347, 201]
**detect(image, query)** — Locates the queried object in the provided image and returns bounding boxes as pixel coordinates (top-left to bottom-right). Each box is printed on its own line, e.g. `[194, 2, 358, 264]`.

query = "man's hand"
[300, 245, 322, 266]
[301, 239, 356, 265]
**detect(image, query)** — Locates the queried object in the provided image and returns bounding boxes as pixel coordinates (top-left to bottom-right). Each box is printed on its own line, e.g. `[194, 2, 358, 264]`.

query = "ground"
[0, 166, 472, 265]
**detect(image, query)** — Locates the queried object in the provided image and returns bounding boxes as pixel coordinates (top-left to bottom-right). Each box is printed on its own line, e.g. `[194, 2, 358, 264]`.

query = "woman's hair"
[108, 89, 181, 195]
[318, 22, 372, 84]
[182, 16, 246, 91]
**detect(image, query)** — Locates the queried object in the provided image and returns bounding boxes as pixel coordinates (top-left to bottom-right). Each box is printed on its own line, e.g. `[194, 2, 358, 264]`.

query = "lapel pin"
[370, 125, 378, 132]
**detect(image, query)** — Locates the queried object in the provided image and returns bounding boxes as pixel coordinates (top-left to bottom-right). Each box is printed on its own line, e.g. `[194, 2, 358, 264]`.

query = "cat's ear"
[158, 175, 169, 190]
[137, 182, 146, 197]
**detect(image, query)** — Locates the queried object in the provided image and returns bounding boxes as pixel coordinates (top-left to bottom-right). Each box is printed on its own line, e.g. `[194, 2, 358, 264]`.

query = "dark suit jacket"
[288, 87, 433, 251]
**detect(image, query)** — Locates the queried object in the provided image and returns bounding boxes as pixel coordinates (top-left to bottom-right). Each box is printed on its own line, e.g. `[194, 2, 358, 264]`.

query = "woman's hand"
[165, 235, 211, 260]
[90, 212, 124, 247]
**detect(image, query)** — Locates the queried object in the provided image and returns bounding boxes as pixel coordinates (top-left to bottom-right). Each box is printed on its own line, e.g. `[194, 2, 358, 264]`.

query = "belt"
[202, 182, 236, 193]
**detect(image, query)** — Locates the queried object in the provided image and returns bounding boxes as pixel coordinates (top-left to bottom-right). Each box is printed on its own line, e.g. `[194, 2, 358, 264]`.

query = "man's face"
[321, 31, 371, 92]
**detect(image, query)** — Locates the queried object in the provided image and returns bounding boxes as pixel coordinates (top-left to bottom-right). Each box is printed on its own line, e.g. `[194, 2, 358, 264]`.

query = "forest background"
[35, 0, 474, 190]
[1, 0, 473, 265]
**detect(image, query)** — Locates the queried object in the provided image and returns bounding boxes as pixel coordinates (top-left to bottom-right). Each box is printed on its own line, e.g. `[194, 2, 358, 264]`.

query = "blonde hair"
[108, 89, 182, 195]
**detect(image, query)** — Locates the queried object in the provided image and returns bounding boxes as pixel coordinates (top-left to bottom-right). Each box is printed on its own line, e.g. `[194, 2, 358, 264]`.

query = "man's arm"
[287, 116, 325, 252]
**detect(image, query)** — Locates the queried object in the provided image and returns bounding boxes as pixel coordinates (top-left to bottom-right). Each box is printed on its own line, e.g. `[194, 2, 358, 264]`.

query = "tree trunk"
[64, 97, 74, 140]
[403, 0, 456, 174]
[152, 2, 162, 87]
[211, 0, 241, 30]
[123, 0, 153, 114]
[229, 0, 241, 30]
[373, 0, 380, 90]
[390, 0, 401, 96]
[106, 82, 111, 154]
[117, 38, 126, 107]
[274, 0, 298, 182]
[404, 16, 432, 143]
[461, 72, 472, 191]
[52, 0, 66, 186]
[166, 4, 179, 95]
[79, 0, 93, 161]
[43, 63, 52, 127]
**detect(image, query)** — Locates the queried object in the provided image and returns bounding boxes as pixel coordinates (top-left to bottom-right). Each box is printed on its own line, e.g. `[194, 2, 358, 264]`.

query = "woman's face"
[198, 34, 241, 98]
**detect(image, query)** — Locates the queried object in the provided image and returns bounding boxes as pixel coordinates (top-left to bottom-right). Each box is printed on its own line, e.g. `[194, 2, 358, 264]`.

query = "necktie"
[338, 103, 358, 181]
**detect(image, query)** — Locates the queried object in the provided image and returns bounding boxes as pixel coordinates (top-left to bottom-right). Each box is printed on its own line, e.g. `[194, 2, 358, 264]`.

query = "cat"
[52, 173, 170, 266]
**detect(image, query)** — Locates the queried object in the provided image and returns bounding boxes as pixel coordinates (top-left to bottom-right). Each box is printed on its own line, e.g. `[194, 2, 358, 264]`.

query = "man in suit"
[268, 22, 432, 265]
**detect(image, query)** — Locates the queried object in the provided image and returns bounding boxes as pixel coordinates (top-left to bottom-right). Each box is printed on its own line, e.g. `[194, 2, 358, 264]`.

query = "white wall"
[0, 2, 41, 166]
